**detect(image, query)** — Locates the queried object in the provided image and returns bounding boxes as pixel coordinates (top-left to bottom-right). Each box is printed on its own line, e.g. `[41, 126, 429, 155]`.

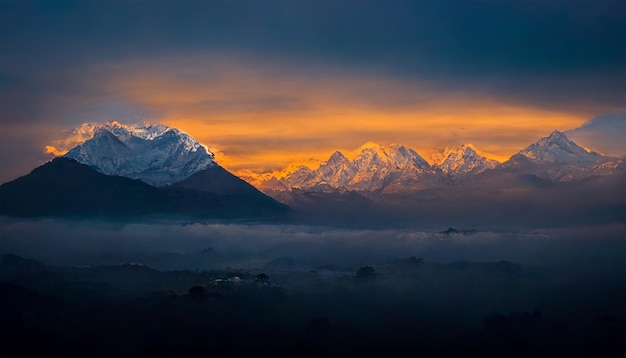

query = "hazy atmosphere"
[1, 1, 624, 357]
[2, 218, 625, 270]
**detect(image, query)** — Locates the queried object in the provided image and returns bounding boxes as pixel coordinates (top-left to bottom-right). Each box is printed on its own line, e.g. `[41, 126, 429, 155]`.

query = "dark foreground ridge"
[0, 157, 289, 219]
[1, 253, 624, 357]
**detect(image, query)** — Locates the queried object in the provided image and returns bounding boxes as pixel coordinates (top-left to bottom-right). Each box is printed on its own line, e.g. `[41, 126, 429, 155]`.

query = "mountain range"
[242, 130, 624, 228]
[0, 122, 288, 218]
[0, 121, 623, 223]
[251, 130, 623, 196]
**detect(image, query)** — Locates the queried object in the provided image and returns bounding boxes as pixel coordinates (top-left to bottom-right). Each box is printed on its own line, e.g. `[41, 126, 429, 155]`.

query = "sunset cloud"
[30, 55, 609, 179]
[84, 57, 590, 173]
[43, 122, 106, 156]
[1, 2, 623, 183]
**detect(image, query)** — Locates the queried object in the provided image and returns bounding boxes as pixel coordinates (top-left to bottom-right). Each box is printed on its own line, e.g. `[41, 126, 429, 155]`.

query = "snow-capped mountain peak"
[268, 142, 433, 192]
[64, 122, 216, 186]
[88, 120, 171, 141]
[515, 130, 601, 164]
[502, 130, 617, 181]
[247, 129, 622, 195]
[325, 151, 350, 167]
[353, 143, 429, 170]
[547, 129, 568, 140]
[434, 144, 498, 175]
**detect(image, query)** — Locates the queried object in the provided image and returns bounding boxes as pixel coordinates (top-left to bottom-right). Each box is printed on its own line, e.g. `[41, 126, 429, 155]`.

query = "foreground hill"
[0, 158, 288, 219]
[170, 166, 289, 215]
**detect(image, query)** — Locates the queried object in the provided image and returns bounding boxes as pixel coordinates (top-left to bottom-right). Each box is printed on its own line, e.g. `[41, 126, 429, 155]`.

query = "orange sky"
[3, 3, 624, 187]
[40, 58, 597, 178]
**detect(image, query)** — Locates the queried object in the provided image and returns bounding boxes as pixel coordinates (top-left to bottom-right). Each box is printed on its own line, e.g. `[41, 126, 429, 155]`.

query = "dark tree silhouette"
[255, 273, 270, 284]
[188, 285, 205, 295]
[356, 266, 377, 279]
[188, 285, 208, 304]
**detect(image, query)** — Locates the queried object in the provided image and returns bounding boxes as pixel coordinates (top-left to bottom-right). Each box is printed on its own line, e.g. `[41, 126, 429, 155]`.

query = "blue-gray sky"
[1, 0, 625, 182]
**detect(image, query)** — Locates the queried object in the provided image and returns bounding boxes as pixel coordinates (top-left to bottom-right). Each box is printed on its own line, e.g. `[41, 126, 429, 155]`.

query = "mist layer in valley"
[1, 218, 625, 269]
[1, 218, 624, 357]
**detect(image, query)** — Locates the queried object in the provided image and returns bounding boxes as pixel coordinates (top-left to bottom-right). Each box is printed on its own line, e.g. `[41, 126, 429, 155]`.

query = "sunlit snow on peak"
[516, 130, 601, 164]
[56, 121, 216, 186]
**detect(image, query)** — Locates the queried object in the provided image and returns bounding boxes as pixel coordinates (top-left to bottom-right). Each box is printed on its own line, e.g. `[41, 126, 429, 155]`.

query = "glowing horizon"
[43, 112, 589, 181]
[2, 2, 624, 185]
[33, 57, 595, 178]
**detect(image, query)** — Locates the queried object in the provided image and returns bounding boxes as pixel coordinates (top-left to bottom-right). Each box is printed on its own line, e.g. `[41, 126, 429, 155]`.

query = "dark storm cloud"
[1, 0, 624, 125]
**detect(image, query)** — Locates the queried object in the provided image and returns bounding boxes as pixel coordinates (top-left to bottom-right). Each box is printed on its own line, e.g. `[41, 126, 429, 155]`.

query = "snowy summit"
[515, 130, 602, 165]
[432, 144, 498, 175]
[65, 121, 216, 186]
[273, 143, 433, 192]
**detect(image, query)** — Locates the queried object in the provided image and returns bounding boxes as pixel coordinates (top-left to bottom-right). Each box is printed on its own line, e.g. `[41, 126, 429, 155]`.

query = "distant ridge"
[251, 131, 622, 196]
[501, 130, 617, 181]
[267, 143, 435, 193]
[432, 144, 498, 175]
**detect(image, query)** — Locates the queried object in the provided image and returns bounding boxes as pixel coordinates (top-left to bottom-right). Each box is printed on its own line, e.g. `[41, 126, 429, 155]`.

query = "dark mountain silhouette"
[0, 157, 287, 218]
[0, 157, 171, 217]
[170, 166, 289, 215]
[171, 165, 260, 196]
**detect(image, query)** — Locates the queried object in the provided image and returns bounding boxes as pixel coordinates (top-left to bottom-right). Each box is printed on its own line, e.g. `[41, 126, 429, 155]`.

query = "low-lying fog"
[1, 217, 623, 272]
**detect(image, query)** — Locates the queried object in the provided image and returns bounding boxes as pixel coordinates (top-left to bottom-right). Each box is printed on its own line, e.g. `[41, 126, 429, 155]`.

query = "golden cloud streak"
[49, 57, 589, 175]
